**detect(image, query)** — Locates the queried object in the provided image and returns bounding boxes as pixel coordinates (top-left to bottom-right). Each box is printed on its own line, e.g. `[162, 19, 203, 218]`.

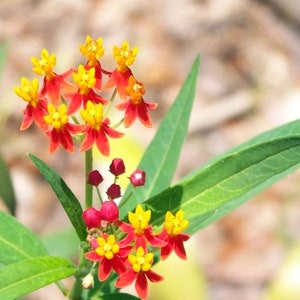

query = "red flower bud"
[109, 158, 125, 176]
[129, 169, 146, 187]
[82, 207, 102, 228]
[99, 201, 119, 223]
[87, 170, 103, 186]
[106, 183, 121, 199]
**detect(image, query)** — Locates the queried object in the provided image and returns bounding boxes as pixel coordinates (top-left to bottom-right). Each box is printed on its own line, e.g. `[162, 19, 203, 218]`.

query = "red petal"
[86, 89, 107, 106]
[137, 101, 152, 127]
[115, 100, 129, 111]
[99, 258, 112, 281]
[146, 101, 158, 110]
[103, 122, 124, 139]
[145, 270, 164, 283]
[68, 92, 82, 114]
[20, 106, 33, 130]
[135, 235, 147, 250]
[85, 251, 102, 262]
[58, 129, 74, 152]
[95, 129, 110, 156]
[174, 235, 187, 260]
[144, 227, 167, 248]
[115, 270, 136, 288]
[80, 127, 94, 152]
[123, 102, 138, 128]
[47, 130, 60, 153]
[160, 239, 173, 261]
[135, 273, 148, 300]
[45, 79, 61, 105]
[111, 256, 127, 274]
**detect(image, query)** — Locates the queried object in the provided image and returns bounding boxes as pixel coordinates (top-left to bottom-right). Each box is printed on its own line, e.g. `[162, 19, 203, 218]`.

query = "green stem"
[85, 149, 93, 208]
[68, 251, 86, 300]
[96, 186, 103, 204]
[55, 281, 69, 297]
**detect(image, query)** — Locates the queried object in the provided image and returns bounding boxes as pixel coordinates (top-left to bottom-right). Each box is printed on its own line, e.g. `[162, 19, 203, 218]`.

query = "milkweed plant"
[1, 35, 300, 300]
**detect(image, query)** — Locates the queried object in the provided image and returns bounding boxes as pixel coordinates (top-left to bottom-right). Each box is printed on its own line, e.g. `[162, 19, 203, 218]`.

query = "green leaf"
[145, 134, 300, 234]
[41, 229, 79, 259]
[120, 55, 200, 218]
[28, 153, 86, 241]
[0, 152, 16, 215]
[0, 256, 76, 300]
[0, 211, 47, 265]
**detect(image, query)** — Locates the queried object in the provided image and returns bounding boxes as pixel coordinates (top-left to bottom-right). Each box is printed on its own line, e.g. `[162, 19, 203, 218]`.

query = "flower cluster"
[14, 36, 157, 155]
[82, 158, 190, 299]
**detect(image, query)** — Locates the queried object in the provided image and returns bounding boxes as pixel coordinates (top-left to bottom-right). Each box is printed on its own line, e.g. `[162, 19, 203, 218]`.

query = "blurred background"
[1, 0, 300, 299]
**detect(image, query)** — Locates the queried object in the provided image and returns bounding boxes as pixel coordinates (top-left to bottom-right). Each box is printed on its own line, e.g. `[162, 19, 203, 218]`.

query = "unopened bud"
[100, 201, 119, 223]
[109, 158, 125, 176]
[106, 183, 121, 199]
[82, 273, 94, 289]
[82, 207, 101, 228]
[129, 169, 146, 187]
[87, 170, 103, 186]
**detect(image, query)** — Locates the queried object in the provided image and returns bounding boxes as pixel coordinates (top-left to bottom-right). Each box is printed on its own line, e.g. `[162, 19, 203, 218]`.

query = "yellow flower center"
[113, 41, 138, 72]
[128, 204, 151, 235]
[125, 76, 145, 104]
[164, 210, 189, 237]
[14, 77, 39, 107]
[44, 103, 68, 130]
[95, 235, 120, 260]
[31, 49, 56, 80]
[72, 64, 96, 94]
[80, 100, 103, 130]
[79, 35, 105, 66]
[128, 247, 153, 273]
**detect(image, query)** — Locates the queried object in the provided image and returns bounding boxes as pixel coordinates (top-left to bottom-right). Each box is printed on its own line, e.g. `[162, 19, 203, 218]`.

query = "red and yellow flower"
[14, 77, 47, 130]
[115, 247, 163, 300]
[43, 103, 83, 153]
[67, 64, 107, 114]
[80, 100, 123, 155]
[31, 49, 73, 105]
[79, 35, 106, 89]
[85, 234, 131, 281]
[103, 41, 138, 99]
[119, 204, 166, 250]
[116, 76, 157, 128]
[159, 210, 190, 260]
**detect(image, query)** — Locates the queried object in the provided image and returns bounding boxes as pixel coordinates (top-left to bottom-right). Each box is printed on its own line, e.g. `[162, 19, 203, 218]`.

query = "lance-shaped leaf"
[28, 153, 86, 241]
[0, 256, 76, 300]
[120, 55, 200, 217]
[144, 135, 300, 234]
[0, 210, 47, 265]
[0, 153, 16, 215]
